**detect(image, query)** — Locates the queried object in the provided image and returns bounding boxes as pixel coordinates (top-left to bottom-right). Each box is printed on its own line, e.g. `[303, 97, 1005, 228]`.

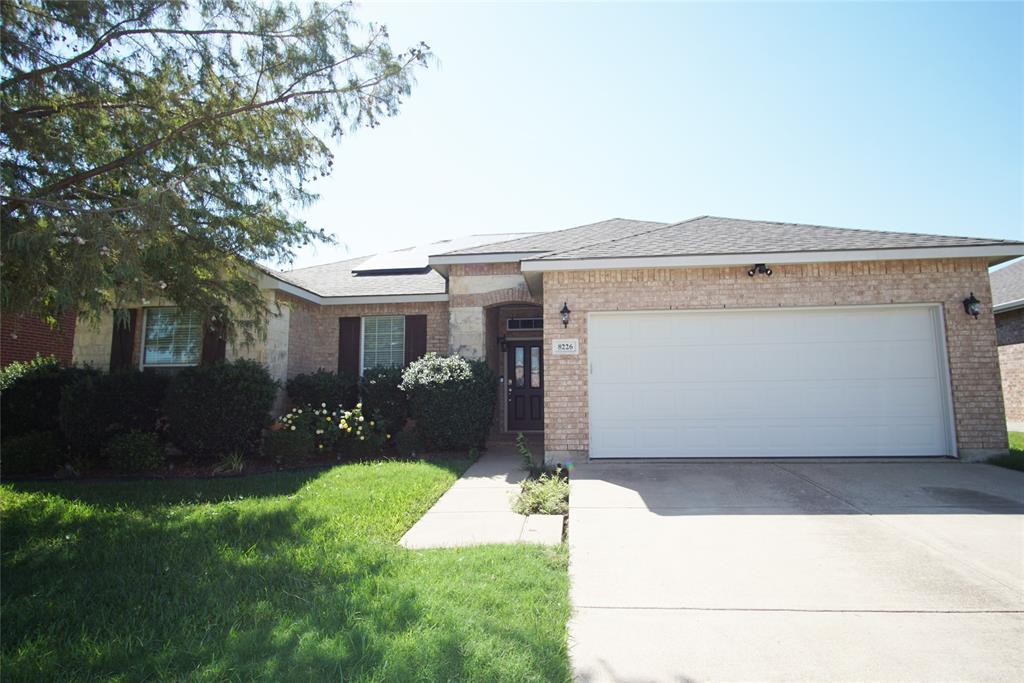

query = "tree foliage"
[1, 0, 429, 339]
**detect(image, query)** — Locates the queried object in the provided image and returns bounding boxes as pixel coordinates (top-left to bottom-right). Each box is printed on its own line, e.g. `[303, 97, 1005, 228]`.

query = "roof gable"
[991, 258, 1024, 306]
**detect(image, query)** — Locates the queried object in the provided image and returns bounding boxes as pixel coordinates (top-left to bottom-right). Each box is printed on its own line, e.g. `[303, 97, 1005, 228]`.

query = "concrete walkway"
[400, 447, 563, 549]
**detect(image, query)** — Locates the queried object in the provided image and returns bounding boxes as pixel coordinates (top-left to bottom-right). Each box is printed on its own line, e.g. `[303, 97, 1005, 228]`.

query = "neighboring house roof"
[435, 218, 669, 257]
[991, 258, 1024, 313]
[530, 216, 1022, 260]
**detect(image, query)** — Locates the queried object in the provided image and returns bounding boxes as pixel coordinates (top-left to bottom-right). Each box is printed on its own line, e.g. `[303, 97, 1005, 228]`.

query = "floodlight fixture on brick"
[560, 302, 571, 327]
[747, 263, 772, 277]
[963, 292, 982, 318]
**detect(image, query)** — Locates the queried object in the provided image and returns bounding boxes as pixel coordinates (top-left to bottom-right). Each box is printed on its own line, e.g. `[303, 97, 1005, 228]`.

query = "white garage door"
[588, 306, 953, 458]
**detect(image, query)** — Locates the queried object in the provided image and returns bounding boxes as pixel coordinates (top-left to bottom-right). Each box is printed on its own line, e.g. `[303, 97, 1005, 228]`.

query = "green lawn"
[988, 431, 1024, 471]
[0, 460, 571, 682]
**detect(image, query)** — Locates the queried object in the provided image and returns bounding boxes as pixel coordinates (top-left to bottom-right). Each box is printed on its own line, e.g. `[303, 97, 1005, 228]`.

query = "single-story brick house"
[991, 258, 1024, 424]
[70, 216, 1024, 462]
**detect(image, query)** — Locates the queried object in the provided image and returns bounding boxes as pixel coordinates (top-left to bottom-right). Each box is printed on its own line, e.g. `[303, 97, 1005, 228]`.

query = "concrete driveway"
[568, 461, 1024, 682]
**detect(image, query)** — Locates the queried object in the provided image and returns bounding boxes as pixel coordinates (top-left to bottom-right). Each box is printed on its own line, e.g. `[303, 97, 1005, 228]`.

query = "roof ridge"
[440, 217, 671, 255]
[705, 215, 1017, 245]
[530, 215, 706, 259]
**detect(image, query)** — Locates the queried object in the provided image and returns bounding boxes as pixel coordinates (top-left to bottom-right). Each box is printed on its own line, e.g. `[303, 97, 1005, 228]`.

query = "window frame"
[507, 317, 543, 331]
[359, 314, 406, 375]
[139, 307, 203, 369]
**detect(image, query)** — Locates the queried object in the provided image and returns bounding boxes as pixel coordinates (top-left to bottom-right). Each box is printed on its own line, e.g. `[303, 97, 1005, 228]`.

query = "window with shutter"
[141, 308, 202, 367]
[361, 315, 405, 372]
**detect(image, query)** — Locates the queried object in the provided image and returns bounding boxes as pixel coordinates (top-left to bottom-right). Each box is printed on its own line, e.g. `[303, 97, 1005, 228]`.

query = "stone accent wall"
[541, 258, 1007, 461]
[281, 293, 448, 377]
[72, 311, 115, 370]
[447, 263, 538, 359]
[996, 307, 1024, 346]
[999, 343, 1024, 423]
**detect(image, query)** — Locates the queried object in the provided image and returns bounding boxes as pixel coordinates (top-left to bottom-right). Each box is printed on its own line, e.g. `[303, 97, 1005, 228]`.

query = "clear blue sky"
[286, 1, 1023, 269]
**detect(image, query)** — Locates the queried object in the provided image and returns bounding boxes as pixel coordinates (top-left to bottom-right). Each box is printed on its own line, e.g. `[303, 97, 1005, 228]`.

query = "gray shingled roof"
[438, 218, 668, 255]
[273, 255, 446, 298]
[991, 258, 1024, 305]
[531, 216, 1023, 260]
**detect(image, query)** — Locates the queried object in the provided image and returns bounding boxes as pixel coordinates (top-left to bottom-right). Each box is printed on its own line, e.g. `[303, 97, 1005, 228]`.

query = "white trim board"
[522, 245, 1024, 272]
[994, 298, 1024, 314]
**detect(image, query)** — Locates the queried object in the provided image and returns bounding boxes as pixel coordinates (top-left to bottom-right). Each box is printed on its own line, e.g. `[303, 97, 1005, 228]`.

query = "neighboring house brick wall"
[281, 293, 447, 378]
[996, 309, 1024, 423]
[1, 311, 77, 366]
[995, 307, 1024, 346]
[541, 257, 1006, 461]
[999, 343, 1024, 423]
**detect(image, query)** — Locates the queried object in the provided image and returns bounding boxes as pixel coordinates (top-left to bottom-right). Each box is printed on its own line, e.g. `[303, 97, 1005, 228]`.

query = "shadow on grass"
[0, 459, 568, 682]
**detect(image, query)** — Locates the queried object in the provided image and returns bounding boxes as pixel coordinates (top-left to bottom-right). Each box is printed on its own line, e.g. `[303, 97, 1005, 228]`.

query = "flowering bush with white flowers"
[334, 403, 389, 457]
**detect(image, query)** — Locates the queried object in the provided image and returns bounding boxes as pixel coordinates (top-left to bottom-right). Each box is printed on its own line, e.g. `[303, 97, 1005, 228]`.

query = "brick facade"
[995, 307, 1024, 346]
[541, 258, 1007, 460]
[996, 308, 1024, 422]
[281, 293, 448, 378]
[1, 311, 77, 366]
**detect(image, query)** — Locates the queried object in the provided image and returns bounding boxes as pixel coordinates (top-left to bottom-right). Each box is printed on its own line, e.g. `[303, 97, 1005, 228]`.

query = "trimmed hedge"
[1, 430, 65, 476]
[58, 371, 169, 458]
[1, 357, 97, 437]
[102, 431, 165, 472]
[360, 367, 408, 436]
[286, 370, 357, 410]
[400, 353, 497, 452]
[164, 360, 278, 458]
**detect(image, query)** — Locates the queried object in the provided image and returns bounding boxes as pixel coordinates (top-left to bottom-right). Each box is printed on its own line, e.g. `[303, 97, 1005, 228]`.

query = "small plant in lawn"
[513, 467, 569, 515]
[102, 431, 165, 472]
[516, 432, 542, 475]
[212, 451, 246, 475]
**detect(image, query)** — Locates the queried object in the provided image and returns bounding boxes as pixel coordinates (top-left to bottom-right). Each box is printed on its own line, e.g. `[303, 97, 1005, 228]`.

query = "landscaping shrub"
[400, 353, 498, 451]
[286, 369, 357, 409]
[0, 430, 65, 476]
[164, 360, 277, 458]
[1, 356, 97, 437]
[335, 403, 388, 457]
[512, 469, 569, 515]
[264, 426, 315, 465]
[393, 428, 421, 457]
[102, 431, 165, 472]
[58, 371, 170, 458]
[360, 366, 408, 435]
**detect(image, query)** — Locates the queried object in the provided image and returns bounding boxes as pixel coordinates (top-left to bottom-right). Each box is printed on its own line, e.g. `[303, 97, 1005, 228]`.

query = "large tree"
[1, 0, 429, 340]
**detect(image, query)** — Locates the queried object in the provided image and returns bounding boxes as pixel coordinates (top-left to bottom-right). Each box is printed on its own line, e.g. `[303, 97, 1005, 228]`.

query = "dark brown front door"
[507, 340, 543, 431]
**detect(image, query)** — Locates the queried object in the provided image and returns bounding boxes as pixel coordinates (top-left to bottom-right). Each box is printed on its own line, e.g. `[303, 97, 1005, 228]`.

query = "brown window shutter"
[109, 308, 137, 371]
[201, 319, 227, 365]
[338, 317, 361, 377]
[404, 315, 427, 365]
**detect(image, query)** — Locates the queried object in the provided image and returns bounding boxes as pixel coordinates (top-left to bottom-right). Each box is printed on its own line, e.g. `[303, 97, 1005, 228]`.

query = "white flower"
[158, 280, 167, 290]
[74, 236, 86, 245]
[290, 426, 296, 431]
[321, 402, 326, 408]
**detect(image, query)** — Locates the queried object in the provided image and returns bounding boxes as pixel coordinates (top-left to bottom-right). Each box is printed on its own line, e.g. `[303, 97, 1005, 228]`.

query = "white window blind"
[142, 308, 202, 367]
[362, 315, 405, 372]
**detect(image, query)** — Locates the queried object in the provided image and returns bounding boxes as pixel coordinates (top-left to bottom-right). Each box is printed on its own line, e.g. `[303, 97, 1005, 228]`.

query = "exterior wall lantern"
[963, 292, 981, 318]
[560, 302, 571, 328]
[747, 263, 772, 277]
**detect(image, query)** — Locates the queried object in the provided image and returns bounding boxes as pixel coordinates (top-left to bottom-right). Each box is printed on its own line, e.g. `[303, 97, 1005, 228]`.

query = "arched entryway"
[484, 302, 544, 435]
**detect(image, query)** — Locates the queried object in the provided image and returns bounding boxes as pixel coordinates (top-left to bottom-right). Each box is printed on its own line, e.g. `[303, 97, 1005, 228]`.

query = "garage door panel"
[587, 307, 952, 458]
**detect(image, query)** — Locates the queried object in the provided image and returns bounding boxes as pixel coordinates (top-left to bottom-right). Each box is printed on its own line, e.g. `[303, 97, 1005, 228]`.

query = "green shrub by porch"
[286, 369, 358, 409]
[1, 356, 97, 438]
[360, 366, 408, 435]
[164, 360, 277, 458]
[400, 353, 497, 452]
[0, 430, 65, 476]
[58, 371, 169, 459]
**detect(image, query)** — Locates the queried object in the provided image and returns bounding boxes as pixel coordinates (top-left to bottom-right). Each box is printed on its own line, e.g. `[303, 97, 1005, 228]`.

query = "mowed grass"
[987, 431, 1024, 471]
[0, 460, 571, 682]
